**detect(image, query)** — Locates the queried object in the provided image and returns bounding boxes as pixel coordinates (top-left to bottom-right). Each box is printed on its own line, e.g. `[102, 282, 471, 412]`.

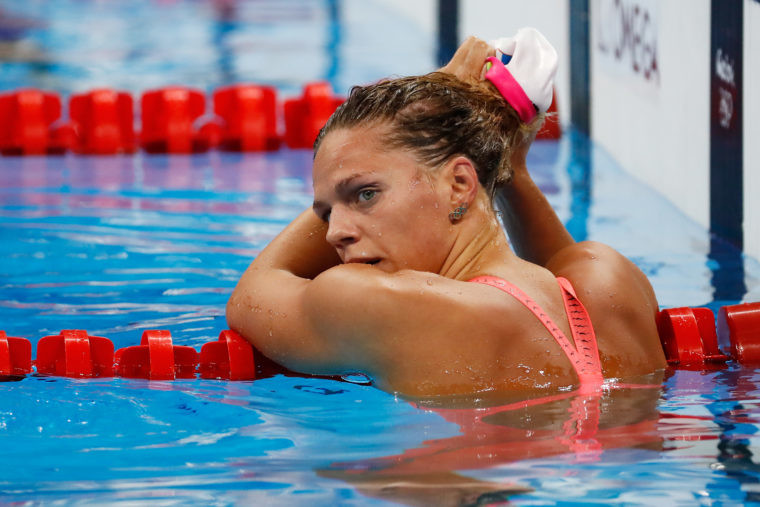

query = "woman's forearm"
[248, 209, 341, 278]
[227, 209, 341, 370]
[496, 166, 575, 267]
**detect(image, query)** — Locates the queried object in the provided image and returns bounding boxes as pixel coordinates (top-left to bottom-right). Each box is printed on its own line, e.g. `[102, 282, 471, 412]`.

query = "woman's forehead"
[312, 127, 414, 186]
[315, 125, 384, 161]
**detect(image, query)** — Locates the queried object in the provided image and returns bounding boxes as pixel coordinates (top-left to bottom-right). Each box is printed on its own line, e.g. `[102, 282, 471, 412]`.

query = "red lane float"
[140, 87, 208, 153]
[115, 330, 198, 380]
[718, 302, 760, 364]
[0, 89, 66, 155]
[199, 329, 255, 380]
[284, 82, 344, 149]
[4, 301, 760, 381]
[36, 330, 114, 377]
[536, 89, 561, 140]
[214, 84, 280, 151]
[0, 331, 32, 377]
[656, 307, 730, 367]
[70, 89, 135, 154]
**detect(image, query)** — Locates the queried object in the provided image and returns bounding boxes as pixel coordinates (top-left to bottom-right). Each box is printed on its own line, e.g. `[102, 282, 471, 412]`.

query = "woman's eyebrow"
[335, 173, 365, 194]
[313, 172, 378, 210]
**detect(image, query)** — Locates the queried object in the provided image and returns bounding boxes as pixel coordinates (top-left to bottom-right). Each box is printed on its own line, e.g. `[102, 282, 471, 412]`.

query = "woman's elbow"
[226, 272, 257, 336]
[226, 289, 244, 334]
[226, 266, 259, 332]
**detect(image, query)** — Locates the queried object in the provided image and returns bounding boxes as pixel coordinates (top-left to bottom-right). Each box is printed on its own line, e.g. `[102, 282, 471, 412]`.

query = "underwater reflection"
[707, 367, 760, 503]
[320, 378, 667, 506]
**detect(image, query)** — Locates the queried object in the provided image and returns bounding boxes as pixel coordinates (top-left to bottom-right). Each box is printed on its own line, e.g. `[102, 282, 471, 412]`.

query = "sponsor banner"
[594, 0, 660, 94]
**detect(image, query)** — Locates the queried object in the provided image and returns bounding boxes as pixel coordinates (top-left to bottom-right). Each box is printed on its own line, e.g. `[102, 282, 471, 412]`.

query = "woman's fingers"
[440, 36, 495, 81]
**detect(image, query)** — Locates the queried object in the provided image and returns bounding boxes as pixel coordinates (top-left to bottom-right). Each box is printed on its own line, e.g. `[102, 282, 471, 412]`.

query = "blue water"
[3, 1, 760, 505]
[2, 136, 760, 505]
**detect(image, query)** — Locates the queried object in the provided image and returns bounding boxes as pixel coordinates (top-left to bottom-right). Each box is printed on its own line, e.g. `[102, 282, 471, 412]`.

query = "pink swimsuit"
[469, 275, 604, 389]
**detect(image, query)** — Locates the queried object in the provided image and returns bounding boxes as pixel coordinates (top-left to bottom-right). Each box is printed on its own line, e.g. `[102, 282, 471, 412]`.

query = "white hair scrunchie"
[487, 27, 558, 122]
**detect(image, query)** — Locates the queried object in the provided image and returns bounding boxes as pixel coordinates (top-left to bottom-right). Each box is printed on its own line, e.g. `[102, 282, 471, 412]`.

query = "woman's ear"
[446, 156, 480, 209]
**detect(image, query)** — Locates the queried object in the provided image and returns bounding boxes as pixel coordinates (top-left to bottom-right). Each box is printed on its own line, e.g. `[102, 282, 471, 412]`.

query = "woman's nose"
[325, 207, 359, 249]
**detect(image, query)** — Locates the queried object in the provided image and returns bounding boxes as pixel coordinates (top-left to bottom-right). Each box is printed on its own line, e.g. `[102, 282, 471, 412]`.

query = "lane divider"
[198, 329, 256, 381]
[656, 301, 760, 368]
[0, 82, 344, 155]
[0, 329, 258, 381]
[718, 302, 760, 364]
[37, 329, 114, 378]
[2, 301, 759, 381]
[0, 330, 32, 376]
[0, 81, 562, 157]
[115, 330, 197, 380]
[656, 307, 729, 367]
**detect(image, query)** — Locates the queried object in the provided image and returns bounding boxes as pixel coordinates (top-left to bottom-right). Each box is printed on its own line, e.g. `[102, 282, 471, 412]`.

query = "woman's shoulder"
[544, 241, 665, 373]
[306, 263, 501, 317]
[545, 241, 656, 306]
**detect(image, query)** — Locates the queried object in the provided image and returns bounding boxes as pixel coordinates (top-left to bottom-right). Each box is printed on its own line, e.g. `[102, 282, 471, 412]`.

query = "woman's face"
[312, 125, 455, 274]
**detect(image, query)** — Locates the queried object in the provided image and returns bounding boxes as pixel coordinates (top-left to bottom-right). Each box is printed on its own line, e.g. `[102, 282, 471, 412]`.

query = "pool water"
[3, 1, 760, 505]
[1, 136, 760, 505]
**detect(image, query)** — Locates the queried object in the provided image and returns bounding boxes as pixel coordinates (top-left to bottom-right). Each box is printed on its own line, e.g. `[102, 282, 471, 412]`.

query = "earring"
[449, 203, 468, 222]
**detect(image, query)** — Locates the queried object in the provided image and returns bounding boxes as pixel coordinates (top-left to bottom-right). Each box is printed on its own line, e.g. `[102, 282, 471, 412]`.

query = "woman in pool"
[227, 29, 666, 397]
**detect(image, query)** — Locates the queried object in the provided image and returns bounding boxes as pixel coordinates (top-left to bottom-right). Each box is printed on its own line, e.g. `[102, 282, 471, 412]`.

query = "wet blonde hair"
[314, 71, 543, 198]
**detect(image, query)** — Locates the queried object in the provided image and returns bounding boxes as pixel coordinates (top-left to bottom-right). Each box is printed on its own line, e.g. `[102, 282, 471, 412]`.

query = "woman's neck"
[438, 199, 519, 281]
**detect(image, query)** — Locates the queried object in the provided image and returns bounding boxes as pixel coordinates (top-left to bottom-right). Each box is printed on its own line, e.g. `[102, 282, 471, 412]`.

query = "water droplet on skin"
[268, 330, 273, 337]
[377, 232, 382, 237]
[426, 279, 433, 286]
[434, 202, 439, 209]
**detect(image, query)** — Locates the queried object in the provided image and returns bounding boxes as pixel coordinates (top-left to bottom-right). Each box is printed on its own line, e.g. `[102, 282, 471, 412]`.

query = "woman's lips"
[345, 257, 381, 265]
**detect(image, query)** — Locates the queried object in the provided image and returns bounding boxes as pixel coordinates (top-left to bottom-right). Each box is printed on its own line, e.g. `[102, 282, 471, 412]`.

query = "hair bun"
[490, 27, 558, 115]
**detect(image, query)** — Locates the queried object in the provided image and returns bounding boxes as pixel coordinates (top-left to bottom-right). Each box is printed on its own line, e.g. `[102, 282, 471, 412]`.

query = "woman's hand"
[441, 36, 536, 175]
[439, 36, 494, 82]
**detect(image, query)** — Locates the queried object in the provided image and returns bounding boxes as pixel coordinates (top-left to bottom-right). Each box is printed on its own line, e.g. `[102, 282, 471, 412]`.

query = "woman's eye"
[358, 189, 376, 202]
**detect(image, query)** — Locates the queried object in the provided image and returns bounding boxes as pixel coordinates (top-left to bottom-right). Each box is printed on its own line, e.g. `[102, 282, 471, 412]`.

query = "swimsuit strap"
[469, 275, 604, 389]
[556, 276, 603, 387]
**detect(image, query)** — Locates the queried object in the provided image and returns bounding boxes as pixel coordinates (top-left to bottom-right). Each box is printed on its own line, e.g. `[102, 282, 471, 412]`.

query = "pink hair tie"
[484, 56, 536, 124]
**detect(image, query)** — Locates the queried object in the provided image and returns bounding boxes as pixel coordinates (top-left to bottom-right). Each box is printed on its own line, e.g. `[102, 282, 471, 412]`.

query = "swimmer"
[227, 29, 667, 397]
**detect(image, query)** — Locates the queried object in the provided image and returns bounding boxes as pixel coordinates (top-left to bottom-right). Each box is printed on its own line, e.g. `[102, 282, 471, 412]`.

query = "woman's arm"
[226, 210, 344, 370]
[242, 209, 341, 279]
[494, 134, 575, 267]
[439, 36, 575, 267]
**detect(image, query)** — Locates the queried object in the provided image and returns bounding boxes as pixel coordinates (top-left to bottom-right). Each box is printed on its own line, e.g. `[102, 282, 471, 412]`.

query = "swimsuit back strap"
[556, 277, 603, 387]
[469, 275, 603, 388]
